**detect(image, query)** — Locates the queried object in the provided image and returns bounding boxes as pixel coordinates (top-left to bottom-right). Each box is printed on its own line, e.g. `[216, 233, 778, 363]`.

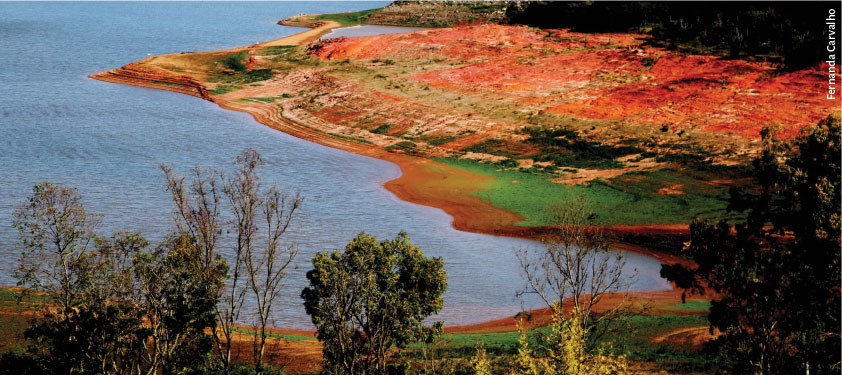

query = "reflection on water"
[0, 2, 670, 329]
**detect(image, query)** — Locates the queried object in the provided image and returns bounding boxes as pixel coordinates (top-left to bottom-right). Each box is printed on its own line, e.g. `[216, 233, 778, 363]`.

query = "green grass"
[600, 315, 717, 372]
[425, 135, 458, 146]
[670, 300, 711, 311]
[403, 314, 716, 371]
[313, 8, 382, 27]
[258, 45, 297, 56]
[209, 69, 276, 86]
[210, 85, 241, 95]
[231, 327, 316, 342]
[435, 158, 740, 226]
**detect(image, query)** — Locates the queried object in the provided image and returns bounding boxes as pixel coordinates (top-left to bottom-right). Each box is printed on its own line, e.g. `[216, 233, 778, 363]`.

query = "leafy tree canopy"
[661, 114, 841, 374]
[302, 232, 447, 375]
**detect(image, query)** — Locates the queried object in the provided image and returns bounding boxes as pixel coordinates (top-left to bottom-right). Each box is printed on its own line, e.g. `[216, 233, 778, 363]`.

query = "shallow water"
[0, 2, 670, 328]
[319, 25, 429, 40]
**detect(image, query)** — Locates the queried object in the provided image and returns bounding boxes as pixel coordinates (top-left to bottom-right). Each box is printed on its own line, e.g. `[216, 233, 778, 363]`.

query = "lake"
[0, 1, 670, 328]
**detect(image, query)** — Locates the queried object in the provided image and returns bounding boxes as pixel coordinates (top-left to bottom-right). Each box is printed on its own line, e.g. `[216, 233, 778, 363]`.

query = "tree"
[133, 233, 225, 375]
[512, 318, 539, 375]
[301, 232, 447, 375]
[12, 183, 223, 375]
[13, 182, 100, 315]
[21, 232, 150, 375]
[470, 343, 493, 375]
[225, 150, 301, 375]
[162, 148, 301, 375]
[510, 305, 630, 375]
[661, 114, 841, 374]
[516, 198, 633, 347]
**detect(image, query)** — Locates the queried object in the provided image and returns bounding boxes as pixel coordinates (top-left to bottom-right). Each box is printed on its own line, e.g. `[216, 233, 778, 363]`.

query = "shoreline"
[89, 61, 689, 266]
[83, 15, 702, 341]
[89, 18, 691, 266]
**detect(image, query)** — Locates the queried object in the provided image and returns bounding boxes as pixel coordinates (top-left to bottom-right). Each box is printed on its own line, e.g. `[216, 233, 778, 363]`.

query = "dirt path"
[257, 20, 341, 47]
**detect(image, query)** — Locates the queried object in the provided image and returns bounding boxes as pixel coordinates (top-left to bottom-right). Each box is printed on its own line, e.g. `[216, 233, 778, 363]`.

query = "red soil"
[90, 24, 829, 352]
[313, 24, 836, 139]
[445, 289, 708, 335]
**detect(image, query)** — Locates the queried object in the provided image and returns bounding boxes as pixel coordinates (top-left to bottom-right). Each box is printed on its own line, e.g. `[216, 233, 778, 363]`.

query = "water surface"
[0, 2, 670, 328]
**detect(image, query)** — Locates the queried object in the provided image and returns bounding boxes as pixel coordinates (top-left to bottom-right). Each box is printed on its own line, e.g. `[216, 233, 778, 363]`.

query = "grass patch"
[231, 327, 316, 342]
[525, 126, 642, 169]
[403, 314, 716, 372]
[424, 135, 458, 146]
[239, 95, 292, 103]
[670, 300, 711, 312]
[258, 45, 297, 56]
[210, 69, 276, 86]
[241, 97, 278, 103]
[210, 85, 241, 95]
[435, 158, 740, 226]
[314, 8, 382, 27]
[598, 315, 717, 372]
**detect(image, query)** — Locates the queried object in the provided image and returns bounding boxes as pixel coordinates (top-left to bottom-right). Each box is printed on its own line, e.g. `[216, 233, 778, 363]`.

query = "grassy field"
[435, 158, 743, 227]
[401, 313, 715, 373]
[312, 8, 382, 27]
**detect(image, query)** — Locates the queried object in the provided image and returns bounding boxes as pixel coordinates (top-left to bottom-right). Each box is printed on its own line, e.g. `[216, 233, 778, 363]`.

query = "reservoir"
[0, 2, 670, 328]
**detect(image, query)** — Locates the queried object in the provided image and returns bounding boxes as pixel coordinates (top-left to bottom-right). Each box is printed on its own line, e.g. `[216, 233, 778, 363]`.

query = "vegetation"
[436, 157, 737, 227]
[385, 140, 423, 156]
[364, 1, 509, 28]
[313, 8, 383, 27]
[662, 115, 841, 374]
[369, 124, 392, 134]
[9, 183, 225, 375]
[211, 85, 241, 95]
[302, 232, 447, 375]
[505, 2, 832, 68]
[3, 149, 302, 375]
[524, 126, 642, 169]
[340, 2, 830, 68]
[516, 197, 632, 347]
[162, 149, 301, 375]
[221, 52, 248, 73]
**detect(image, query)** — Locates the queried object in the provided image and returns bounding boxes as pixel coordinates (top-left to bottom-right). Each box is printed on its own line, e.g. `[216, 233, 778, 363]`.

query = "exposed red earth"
[312, 25, 832, 140]
[85, 21, 837, 372]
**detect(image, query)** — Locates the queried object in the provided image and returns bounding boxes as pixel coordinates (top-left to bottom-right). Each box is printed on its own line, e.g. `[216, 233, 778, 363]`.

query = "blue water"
[0, 2, 670, 328]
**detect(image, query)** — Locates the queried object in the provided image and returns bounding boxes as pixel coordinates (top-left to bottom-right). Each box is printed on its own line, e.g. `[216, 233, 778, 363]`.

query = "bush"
[220, 52, 248, 72]
[370, 124, 392, 134]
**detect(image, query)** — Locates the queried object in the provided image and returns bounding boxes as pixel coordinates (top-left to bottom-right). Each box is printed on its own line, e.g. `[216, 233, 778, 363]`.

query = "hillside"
[91, 21, 836, 245]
